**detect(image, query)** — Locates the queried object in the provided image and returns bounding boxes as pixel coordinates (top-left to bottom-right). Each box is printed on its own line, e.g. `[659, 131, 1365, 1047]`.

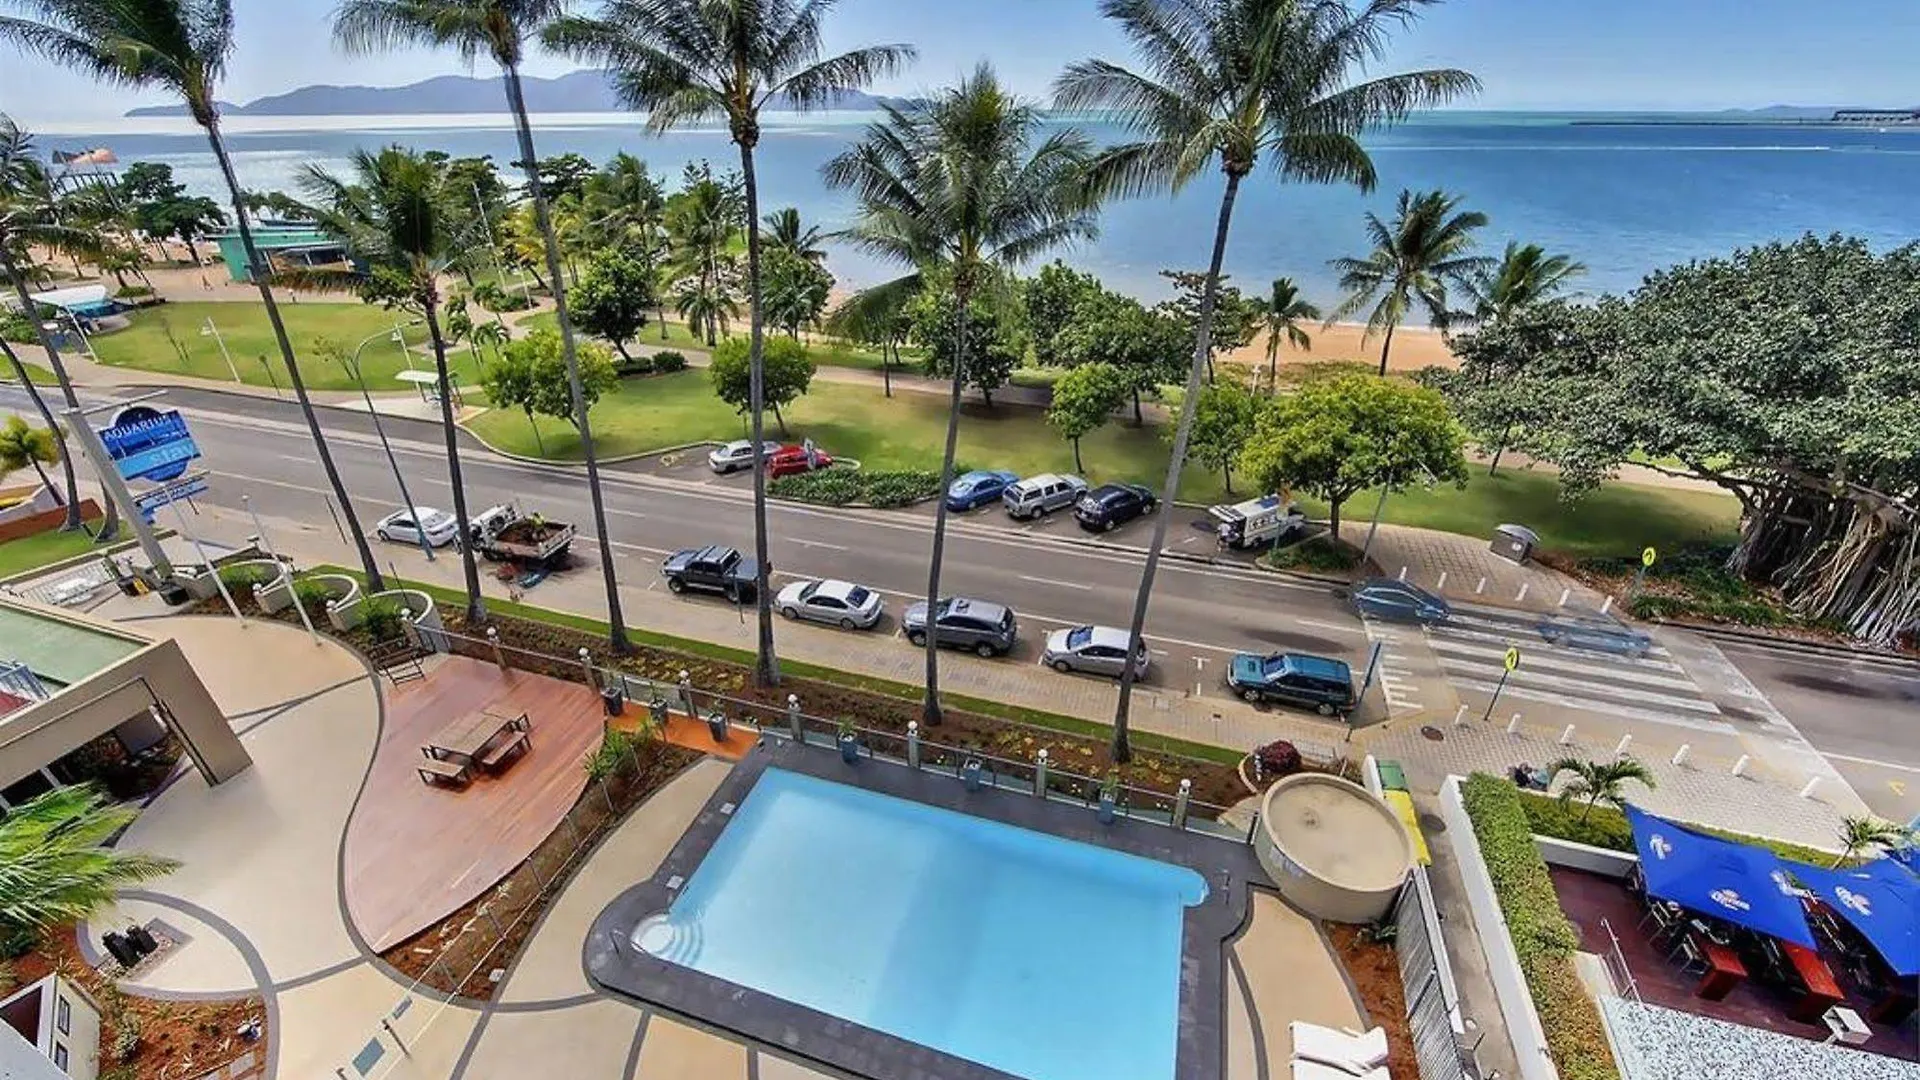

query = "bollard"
[1599, 595, 1614, 615]
[1475, 575, 1487, 595]
[787, 694, 803, 743]
[677, 670, 694, 719]
[1033, 750, 1049, 798]
[1436, 571, 1448, 592]
[1398, 565, 1409, 582]
[1672, 744, 1691, 767]
[1506, 713, 1522, 735]
[907, 721, 921, 770]
[1613, 734, 1633, 758]
[1731, 754, 1750, 778]
[1799, 776, 1821, 799]
[400, 607, 418, 649]
[1173, 778, 1192, 830]
[1516, 583, 1530, 604]
[1558, 587, 1571, 607]
[1453, 703, 1470, 728]
[486, 626, 506, 670]
[577, 647, 595, 688]
[1559, 724, 1576, 745]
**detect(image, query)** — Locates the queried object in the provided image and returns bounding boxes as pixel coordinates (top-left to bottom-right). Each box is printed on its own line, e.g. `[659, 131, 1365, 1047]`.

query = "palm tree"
[1469, 240, 1585, 324]
[663, 174, 740, 346]
[0, 785, 178, 944]
[1056, 0, 1476, 760]
[578, 151, 665, 253]
[1547, 755, 1656, 823]
[0, 414, 60, 502]
[763, 206, 826, 265]
[334, 0, 637, 652]
[1833, 815, 1910, 869]
[294, 148, 489, 624]
[546, 0, 913, 688]
[0, 0, 385, 587]
[1253, 276, 1320, 393]
[1328, 187, 1491, 375]
[825, 66, 1099, 724]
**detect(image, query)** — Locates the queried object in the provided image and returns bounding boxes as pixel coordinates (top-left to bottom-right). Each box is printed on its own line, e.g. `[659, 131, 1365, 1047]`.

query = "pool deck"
[586, 735, 1268, 1080]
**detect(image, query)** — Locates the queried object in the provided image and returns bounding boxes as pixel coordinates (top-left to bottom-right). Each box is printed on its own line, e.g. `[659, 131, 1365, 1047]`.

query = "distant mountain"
[126, 71, 901, 117]
[1711, 104, 1918, 119]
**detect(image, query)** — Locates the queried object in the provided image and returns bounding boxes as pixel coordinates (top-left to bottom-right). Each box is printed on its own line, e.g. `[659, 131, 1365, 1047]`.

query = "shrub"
[1515, 790, 1849, 867]
[1460, 774, 1618, 1080]
[293, 579, 335, 610]
[858, 470, 944, 508]
[1251, 740, 1302, 781]
[613, 354, 652, 377]
[650, 349, 688, 373]
[216, 564, 276, 597]
[769, 468, 942, 508]
[473, 281, 533, 313]
[361, 598, 405, 641]
[115, 285, 154, 300]
[1263, 534, 1361, 573]
[0, 310, 33, 343]
[584, 726, 647, 782]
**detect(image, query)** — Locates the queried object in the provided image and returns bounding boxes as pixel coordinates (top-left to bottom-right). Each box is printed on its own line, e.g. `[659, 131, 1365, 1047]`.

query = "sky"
[1, 0, 1917, 122]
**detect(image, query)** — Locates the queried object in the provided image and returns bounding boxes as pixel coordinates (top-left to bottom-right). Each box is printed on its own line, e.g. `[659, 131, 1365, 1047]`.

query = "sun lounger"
[1290, 1021, 1389, 1073]
[1290, 1059, 1388, 1080]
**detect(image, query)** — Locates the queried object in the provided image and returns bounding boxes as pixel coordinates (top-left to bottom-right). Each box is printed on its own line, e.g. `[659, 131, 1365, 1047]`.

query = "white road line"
[1427, 638, 1704, 691]
[1430, 624, 1684, 671]
[1451, 677, 1733, 733]
[790, 539, 849, 551]
[1295, 617, 1365, 635]
[1018, 574, 1092, 591]
[1823, 752, 1920, 775]
[1443, 660, 1721, 714]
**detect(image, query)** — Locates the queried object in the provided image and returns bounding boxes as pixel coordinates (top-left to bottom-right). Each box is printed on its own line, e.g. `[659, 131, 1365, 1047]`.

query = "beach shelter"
[1789, 859, 1920, 978]
[1623, 805, 1817, 949]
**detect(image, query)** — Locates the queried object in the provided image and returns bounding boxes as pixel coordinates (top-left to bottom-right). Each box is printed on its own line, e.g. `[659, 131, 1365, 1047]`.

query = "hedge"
[770, 468, 942, 509]
[1516, 791, 1849, 868]
[1461, 774, 1620, 1080]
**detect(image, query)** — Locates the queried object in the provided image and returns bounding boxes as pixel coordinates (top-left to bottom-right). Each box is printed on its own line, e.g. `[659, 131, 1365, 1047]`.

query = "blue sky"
[3, 0, 1917, 121]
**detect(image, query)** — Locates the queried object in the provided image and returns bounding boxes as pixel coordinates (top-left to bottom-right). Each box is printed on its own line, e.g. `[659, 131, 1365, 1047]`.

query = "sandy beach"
[1222, 322, 1459, 377]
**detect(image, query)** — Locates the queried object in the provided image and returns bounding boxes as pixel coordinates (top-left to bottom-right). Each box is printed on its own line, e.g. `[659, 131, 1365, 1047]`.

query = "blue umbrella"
[1624, 805, 1817, 950]
[1789, 858, 1920, 978]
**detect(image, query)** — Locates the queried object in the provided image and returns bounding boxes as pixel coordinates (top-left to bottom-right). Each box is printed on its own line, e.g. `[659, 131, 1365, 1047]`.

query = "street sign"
[101, 407, 200, 482]
[1504, 646, 1521, 672]
[1485, 643, 1522, 722]
[1642, 546, 1658, 568]
[134, 475, 208, 521]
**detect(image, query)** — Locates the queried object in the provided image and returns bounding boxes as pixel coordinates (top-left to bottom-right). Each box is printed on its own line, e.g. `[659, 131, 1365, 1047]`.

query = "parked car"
[660, 544, 760, 602]
[766, 443, 835, 479]
[375, 507, 459, 548]
[1003, 472, 1088, 520]
[946, 470, 1021, 511]
[776, 578, 884, 629]
[1350, 579, 1452, 625]
[1536, 607, 1651, 657]
[1210, 494, 1306, 549]
[1226, 651, 1357, 716]
[706, 439, 782, 474]
[1074, 483, 1157, 532]
[901, 597, 1018, 657]
[1040, 624, 1149, 679]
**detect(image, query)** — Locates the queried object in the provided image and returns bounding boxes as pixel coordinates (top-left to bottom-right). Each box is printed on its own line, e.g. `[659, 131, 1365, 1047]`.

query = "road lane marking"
[1018, 574, 1092, 590]
[1823, 752, 1920, 775]
[790, 539, 848, 551]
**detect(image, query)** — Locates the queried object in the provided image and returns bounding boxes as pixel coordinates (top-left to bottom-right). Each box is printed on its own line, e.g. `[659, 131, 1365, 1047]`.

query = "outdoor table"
[1694, 935, 1747, 1001]
[424, 710, 530, 765]
[1783, 941, 1845, 1023]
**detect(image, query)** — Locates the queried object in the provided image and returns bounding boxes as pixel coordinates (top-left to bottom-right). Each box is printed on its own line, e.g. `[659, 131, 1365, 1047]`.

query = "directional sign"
[101, 407, 200, 483]
[1642, 546, 1658, 568]
[134, 475, 208, 522]
[1504, 645, 1522, 672]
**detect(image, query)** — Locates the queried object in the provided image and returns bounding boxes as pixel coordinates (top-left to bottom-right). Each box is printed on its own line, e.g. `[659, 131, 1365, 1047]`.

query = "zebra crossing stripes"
[1363, 621, 1429, 715]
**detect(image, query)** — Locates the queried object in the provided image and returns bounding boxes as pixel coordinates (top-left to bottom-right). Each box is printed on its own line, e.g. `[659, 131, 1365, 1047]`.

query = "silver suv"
[901, 597, 1018, 657]
[1002, 473, 1087, 520]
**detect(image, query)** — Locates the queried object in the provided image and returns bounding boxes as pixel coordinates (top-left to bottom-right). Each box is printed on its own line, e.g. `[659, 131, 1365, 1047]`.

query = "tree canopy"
[483, 327, 619, 438]
[710, 335, 816, 435]
[1051, 284, 1188, 421]
[570, 245, 656, 360]
[1184, 380, 1262, 495]
[904, 273, 1026, 406]
[1047, 362, 1128, 472]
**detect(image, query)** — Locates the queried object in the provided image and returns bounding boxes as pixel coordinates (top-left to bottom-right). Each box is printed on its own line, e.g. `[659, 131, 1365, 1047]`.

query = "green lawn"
[0, 516, 106, 578]
[516, 309, 905, 373]
[0, 358, 57, 386]
[468, 369, 1741, 559]
[92, 302, 487, 393]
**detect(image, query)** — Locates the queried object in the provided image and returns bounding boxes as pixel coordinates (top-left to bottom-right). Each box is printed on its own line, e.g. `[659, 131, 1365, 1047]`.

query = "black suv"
[1074, 483, 1157, 532]
[661, 545, 760, 602]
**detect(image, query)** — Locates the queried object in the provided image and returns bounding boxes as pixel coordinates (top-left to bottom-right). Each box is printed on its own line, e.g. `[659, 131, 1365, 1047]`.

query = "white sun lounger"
[1290, 1021, 1390, 1073]
[1290, 1060, 1388, 1080]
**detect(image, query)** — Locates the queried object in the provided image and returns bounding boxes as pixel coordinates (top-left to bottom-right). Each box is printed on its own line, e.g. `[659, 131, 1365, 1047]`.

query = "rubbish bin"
[157, 581, 191, 606]
[1490, 523, 1540, 565]
[601, 685, 625, 717]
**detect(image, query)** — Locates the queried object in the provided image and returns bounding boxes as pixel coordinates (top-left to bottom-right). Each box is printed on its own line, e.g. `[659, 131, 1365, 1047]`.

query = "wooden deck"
[344, 656, 607, 952]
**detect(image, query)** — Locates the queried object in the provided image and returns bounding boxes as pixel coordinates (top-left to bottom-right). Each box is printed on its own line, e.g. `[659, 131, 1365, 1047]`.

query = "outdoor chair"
[1289, 1022, 1389, 1073]
[1671, 937, 1708, 977]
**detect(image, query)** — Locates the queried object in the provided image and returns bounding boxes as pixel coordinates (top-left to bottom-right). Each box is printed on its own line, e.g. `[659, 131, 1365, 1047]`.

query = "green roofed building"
[211, 223, 351, 283]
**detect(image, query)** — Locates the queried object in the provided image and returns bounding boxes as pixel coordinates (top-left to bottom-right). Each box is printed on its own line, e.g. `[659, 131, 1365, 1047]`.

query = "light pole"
[346, 322, 436, 562]
[199, 316, 241, 384]
[391, 323, 418, 372]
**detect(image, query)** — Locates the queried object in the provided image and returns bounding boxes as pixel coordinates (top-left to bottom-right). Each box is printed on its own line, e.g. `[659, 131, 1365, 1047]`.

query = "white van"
[1210, 494, 1306, 549]
[1002, 473, 1088, 520]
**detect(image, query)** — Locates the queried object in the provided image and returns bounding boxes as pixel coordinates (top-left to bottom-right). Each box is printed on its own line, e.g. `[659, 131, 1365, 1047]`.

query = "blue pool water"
[635, 767, 1209, 1080]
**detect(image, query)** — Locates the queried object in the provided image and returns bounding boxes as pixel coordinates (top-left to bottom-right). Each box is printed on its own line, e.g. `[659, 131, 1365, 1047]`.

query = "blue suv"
[946, 470, 1020, 511]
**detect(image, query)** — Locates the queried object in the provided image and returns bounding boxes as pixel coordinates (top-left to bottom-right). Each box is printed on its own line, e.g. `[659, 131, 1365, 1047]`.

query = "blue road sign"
[102, 407, 200, 482]
[134, 475, 208, 522]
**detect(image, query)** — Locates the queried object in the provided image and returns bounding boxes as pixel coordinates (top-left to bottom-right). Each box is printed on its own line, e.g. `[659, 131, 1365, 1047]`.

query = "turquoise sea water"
[634, 767, 1208, 1080]
[57, 110, 1919, 306]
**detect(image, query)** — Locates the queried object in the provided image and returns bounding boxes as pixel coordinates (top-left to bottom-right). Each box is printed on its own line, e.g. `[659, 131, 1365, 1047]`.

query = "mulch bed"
[7, 927, 265, 1080]
[1326, 923, 1419, 1080]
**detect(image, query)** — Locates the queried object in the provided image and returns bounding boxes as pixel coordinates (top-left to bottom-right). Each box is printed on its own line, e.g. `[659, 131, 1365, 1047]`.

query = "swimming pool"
[634, 767, 1209, 1080]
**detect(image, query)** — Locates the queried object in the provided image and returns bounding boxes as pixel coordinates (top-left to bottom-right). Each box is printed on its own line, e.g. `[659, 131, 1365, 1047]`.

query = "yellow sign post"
[1484, 645, 1521, 722]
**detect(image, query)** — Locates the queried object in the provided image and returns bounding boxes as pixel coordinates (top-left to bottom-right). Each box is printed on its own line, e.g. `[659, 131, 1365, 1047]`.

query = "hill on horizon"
[126, 70, 900, 117]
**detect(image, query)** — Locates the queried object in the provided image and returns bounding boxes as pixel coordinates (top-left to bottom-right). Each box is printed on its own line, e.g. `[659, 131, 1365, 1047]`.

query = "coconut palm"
[1468, 240, 1585, 324]
[293, 147, 489, 624]
[1252, 276, 1320, 393]
[0, 0, 384, 585]
[1329, 187, 1491, 374]
[0, 785, 178, 944]
[1055, 0, 1476, 760]
[1547, 755, 1657, 823]
[0, 413, 60, 503]
[1833, 815, 1911, 869]
[763, 206, 826, 265]
[333, 0, 637, 652]
[663, 174, 740, 346]
[546, 0, 914, 689]
[825, 66, 1099, 724]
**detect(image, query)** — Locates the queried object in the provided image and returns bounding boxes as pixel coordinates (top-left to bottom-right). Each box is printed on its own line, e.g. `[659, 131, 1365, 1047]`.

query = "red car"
[766, 443, 835, 478]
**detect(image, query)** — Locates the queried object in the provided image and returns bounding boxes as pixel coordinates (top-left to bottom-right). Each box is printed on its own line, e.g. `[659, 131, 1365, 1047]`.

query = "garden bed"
[769, 467, 943, 508]
[1515, 790, 1848, 867]
[1326, 923, 1419, 1080]
[1259, 533, 1365, 575]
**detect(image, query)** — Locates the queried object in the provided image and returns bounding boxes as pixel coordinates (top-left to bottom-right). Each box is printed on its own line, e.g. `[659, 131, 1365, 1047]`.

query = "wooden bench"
[417, 757, 471, 787]
[477, 730, 531, 774]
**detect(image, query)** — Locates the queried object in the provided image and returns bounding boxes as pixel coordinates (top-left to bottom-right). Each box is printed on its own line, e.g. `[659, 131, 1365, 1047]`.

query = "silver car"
[1041, 624, 1150, 679]
[776, 578, 884, 630]
[902, 597, 1017, 657]
[706, 439, 781, 474]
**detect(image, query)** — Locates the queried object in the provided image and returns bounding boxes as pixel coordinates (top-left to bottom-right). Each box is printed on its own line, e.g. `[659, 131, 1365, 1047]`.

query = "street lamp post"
[199, 316, 241, 384]
[347, 323, 436, 562]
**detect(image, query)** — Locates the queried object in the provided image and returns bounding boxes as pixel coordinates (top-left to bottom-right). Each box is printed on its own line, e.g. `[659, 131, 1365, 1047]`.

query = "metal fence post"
[787, 694, 803, 743]
[486, 626, 506, 671]
[400, 606, 419, 648]
[906, 721, 920, 770]
[1172, 778, 1192, 830]
[577, 647, 595, 688]
[1033, 749, 1048, 798]
[677, 670, 694, 720]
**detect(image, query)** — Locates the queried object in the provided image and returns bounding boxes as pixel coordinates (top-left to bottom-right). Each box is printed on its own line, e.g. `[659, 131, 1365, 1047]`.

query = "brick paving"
[1363, 522, 1609, 614]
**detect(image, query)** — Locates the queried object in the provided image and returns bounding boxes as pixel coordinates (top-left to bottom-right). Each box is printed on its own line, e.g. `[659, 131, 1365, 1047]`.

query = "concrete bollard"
[1033, 750, 1049, 798]
[677, 671, 694, 720]
[906, 721, 921, 770]
[1506, 713, 1522, 735]
[1614, 734, 1633, 758]
[1600, 595, 1614, 615]
[1799, 776, 1821, 799]
[485, 626, 506, 670]
[1475, 576, 1487, 595]
[577, 646, 595, 688]
[787, 693, 803, 743]
[1398, 565, 1409, 582]
[1672, 744, 1691, 767]
[1516, 583, 1530, 604]
[1436, 571, 1449, 592]
[1731, 754, 1750, 778]
[1559, 724, 1577, 745]
[1453, 704, 1471, 728]
[1173, 778, 1192, 830]
[1558, 587, 1571, 607]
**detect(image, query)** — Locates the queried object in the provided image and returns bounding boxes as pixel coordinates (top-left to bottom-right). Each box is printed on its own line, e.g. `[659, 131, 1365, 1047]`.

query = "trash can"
[601, 685, 625, 717]
[157, 581, 191, 606]
[1490, 523, 1540, 565]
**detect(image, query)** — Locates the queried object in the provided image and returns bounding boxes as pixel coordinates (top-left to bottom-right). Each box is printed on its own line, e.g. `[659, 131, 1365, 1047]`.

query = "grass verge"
[0, 516, 107, 578]
[1516, 789, 1847, 866]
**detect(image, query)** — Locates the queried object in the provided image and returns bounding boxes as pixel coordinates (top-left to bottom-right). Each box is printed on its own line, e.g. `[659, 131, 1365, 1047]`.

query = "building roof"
[0, 602, 146, 690]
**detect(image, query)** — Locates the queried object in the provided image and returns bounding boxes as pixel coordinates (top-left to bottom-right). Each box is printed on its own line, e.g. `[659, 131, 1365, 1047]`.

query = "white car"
[707, 439, 782, 474]
[776, 578, 885, 630]
[1040, 624, 1150, 679]
[375, 507, 460, 548]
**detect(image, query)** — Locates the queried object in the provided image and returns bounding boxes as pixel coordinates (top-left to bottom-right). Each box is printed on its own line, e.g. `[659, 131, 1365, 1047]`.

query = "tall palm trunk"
[738, 141, 778, 687]
[0, 339, 75, 511]
[504, 66, 629, 654]
[3, 248, 91, 533]
[1112, 171, 1245, 762]
[921, 278, 973, 725]
[203, 124, 383, 590]
[422, 299, 486, 625]
[1376, 320, 1396, 376]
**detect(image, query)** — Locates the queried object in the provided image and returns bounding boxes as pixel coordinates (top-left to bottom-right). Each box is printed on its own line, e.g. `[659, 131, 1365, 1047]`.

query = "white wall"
[1536, 835, 1639, 879]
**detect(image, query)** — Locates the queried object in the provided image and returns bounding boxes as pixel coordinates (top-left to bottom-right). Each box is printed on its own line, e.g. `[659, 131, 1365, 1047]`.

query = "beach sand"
[1221, 322, 1459, 377]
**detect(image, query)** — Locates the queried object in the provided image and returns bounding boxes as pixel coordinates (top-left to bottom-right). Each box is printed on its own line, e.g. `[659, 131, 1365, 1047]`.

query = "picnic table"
[417, 711, 532, 786]
[1783, 941, 1845, 1022]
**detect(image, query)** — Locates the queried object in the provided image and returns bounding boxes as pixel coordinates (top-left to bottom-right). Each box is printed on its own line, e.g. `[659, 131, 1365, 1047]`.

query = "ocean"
[39, 110, 1919, 307]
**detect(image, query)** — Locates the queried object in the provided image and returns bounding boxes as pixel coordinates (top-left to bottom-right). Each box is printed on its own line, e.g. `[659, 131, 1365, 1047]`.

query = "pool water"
[636, 767, 1208, 1080]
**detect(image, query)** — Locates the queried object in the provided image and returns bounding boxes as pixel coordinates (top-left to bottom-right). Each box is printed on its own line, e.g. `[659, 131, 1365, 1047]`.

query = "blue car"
[946, 470, 1020, 511]
[1226, 651, 1357, 716]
